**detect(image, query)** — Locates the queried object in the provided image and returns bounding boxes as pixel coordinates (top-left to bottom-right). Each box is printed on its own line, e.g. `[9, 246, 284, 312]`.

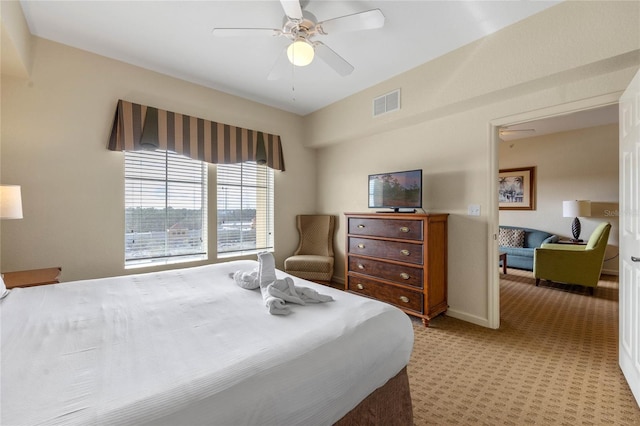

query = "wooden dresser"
[345, 213, 448, 326]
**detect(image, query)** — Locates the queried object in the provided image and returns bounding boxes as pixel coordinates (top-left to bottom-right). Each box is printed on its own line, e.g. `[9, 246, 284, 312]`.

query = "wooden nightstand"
[1, 267, 62, 289]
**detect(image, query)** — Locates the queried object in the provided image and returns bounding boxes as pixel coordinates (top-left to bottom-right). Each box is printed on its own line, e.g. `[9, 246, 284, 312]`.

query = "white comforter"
[1, 260, 413, 426]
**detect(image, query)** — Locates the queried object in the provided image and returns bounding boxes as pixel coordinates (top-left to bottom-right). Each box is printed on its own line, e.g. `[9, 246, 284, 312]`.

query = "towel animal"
[256, 252, 290, 314]
[231, 252, 333, 315]
[231, 269, 260, 290]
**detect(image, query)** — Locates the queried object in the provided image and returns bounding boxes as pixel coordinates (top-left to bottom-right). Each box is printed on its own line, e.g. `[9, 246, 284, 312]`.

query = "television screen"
[368, 169, 422, 211]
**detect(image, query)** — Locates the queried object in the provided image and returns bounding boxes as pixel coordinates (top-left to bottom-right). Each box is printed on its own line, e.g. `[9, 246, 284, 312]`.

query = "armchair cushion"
[285, 255, 333, 273]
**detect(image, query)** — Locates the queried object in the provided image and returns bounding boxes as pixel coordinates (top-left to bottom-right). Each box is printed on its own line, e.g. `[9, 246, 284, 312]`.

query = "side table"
[1, 267, 62, 289]
[556, 240, 587, 245]
[499, 252, 507, 274]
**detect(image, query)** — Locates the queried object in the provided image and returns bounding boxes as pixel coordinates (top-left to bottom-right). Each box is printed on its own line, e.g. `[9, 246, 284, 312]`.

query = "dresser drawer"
[348, 276, 423, 313]
[348, 237, 423, 265]
[348, 217, 423, 241]
[348, 256, 423, 288]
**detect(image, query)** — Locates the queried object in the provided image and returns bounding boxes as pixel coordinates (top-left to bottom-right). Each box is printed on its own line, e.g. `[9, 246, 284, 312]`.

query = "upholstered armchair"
[533, 222, 611, 294]
[284, 215, 336, 284]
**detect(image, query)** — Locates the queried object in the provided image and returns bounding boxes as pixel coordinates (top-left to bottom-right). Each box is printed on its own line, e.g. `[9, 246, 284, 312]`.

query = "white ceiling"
[499, 103, 620, 141]
[19, 0, 562, 116]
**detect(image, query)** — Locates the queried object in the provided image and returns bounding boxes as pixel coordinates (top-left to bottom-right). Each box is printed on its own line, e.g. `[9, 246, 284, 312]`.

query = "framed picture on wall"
[499, 166, 536, 210]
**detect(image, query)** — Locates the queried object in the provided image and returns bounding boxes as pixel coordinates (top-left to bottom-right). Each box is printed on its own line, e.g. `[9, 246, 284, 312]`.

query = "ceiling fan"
[499, 127, 536, 136]
[212, 0, 385, 80]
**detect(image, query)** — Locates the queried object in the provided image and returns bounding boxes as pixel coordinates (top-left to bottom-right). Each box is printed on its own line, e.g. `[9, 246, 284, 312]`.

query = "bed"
[1, 260, 414, 425]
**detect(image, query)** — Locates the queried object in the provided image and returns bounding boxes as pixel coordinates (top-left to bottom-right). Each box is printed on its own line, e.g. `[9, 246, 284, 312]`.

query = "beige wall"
[0, 0, 32, 78]
[499, 124, 620, 275]
[1, 38, 315, 281]
[312, 1, 639, 327]
[305, 2, 640, 149]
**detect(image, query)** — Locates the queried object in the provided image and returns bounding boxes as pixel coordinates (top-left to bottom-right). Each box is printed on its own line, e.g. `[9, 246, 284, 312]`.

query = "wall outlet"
[468, 204, 481, 216]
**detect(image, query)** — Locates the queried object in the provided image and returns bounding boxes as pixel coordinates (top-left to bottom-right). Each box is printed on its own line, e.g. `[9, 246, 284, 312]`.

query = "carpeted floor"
[408, 268, 640, 425]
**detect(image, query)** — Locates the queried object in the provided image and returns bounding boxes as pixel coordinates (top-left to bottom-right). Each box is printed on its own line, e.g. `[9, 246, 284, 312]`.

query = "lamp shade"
[287, 39, 314, 66]
[0, 185, 23, 219]
[562, 200, 591, 218]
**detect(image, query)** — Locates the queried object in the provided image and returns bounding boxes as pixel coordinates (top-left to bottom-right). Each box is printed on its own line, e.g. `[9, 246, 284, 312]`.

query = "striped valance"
[108, 99, 285, 171]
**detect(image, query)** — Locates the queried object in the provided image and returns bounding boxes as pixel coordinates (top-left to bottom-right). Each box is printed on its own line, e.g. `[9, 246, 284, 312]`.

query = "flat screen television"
[368, 169, 422, 212]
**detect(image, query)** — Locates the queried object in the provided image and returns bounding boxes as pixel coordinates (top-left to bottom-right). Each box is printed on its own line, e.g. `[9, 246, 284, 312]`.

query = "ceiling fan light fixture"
[287, 38, 314, 66]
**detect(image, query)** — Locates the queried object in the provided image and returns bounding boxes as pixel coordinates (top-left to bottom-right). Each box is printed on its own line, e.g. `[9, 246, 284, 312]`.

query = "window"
[217, 162, 274, 257]
[125, 150, 207, 267]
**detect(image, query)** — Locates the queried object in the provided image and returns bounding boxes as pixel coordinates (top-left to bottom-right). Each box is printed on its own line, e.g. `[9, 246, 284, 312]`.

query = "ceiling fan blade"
[314, 42, 354, 77]
[212, 28, 281, 37]
[499, 128, 535, 134]
[267, 48, 291, 81]
[279, 0, 303, 20]
[317, 9, 385, 35]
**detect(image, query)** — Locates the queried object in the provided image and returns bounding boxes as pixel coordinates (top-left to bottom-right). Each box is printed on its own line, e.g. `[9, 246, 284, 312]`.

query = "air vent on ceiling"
[373, 89, 400, 117]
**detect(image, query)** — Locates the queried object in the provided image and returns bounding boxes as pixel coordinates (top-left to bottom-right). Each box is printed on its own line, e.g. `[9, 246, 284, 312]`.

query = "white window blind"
[125, 150, 207, 267]
[217, 162, 274, 257]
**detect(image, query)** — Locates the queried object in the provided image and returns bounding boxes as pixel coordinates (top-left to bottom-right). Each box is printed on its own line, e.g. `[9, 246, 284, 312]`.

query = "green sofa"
[533, 222, 611, 294]
[499, 226, 559, 271]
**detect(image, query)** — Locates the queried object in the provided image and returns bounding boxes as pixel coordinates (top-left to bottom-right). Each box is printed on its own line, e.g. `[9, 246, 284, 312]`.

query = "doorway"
[487, 92, 623, 329]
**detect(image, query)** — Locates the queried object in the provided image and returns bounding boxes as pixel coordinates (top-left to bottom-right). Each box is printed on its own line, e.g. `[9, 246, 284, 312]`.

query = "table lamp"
[0, 185, 23, 219]
[562, 200, 590, 242]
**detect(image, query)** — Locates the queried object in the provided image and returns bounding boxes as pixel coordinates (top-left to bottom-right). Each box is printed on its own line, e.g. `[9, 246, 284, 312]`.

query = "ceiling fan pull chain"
[291, 63, 296, 102]
[290, 55, 296, 102]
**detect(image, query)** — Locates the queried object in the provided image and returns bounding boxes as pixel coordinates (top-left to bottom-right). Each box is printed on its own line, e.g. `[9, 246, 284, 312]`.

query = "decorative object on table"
[498, 167, 535, 210]
[562, 200, 591, 242]
[0, 185, 23, 219]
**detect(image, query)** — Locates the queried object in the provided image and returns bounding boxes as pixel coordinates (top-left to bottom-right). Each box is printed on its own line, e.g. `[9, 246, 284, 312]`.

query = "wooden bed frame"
[335, 367, 413, 425]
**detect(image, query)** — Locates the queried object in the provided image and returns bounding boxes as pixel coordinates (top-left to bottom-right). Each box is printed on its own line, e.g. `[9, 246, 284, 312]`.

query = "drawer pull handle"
[357, 283, 364, 290]
[400, 272, 410, 280]
[399, 296, 410, 303]
[357, 243, 365, 249]
[357, 264, 365, 270]
[399, 226, 410, 233]
[400, 249, 410, 256]
[357, 224, 365, 229]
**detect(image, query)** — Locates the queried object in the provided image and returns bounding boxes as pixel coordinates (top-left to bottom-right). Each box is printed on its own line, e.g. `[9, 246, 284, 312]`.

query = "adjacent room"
[1, 0, 639, 424]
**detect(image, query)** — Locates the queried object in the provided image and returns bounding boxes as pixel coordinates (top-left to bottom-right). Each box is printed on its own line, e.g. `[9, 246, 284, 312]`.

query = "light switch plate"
[468, 204, 481, 216]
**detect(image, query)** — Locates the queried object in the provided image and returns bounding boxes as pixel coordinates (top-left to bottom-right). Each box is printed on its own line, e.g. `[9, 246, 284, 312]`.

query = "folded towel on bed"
[231, 269, 260, 290]
[261, 287, 291, 315]
[267, 277, 333, 304]
[231, 252, 333, 315]
[257, 252, 290, 315]
[258, 251, 277, 288]
[291, 285, 334, 304]
[230, 265, 291, 314]
[266, 277, 305, 305]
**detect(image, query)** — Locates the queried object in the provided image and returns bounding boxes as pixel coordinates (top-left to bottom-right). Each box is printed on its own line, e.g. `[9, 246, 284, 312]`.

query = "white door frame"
[487, 92, 623, 330]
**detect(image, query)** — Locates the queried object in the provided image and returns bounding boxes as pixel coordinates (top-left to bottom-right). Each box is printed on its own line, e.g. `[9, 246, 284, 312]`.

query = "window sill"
[125, 254, 208, 270]
[217, 249, 273, 260]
